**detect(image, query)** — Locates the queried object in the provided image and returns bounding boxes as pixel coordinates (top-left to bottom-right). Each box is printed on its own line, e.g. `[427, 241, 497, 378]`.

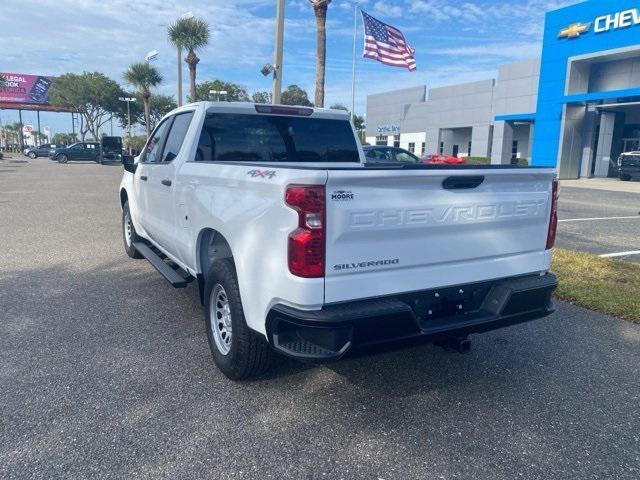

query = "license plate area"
[400, 283, 494, 330]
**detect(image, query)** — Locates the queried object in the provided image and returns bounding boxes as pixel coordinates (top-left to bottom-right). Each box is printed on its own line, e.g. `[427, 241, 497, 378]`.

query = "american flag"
[361, 10, 416, 71]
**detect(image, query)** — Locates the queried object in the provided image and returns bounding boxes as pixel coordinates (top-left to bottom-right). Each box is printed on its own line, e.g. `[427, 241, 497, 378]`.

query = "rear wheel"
[57, 154, 68, 164]
[122, 202, 143, 259]
[620, 174, 632, 181]
[204, 259, 271, 380]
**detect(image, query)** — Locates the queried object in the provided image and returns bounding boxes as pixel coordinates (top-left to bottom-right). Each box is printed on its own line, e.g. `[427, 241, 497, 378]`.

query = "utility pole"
[272, 0, 285, 104]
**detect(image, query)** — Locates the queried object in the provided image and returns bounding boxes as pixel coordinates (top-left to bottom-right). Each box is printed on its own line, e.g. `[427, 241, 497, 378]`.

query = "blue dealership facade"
[366, 0, 640, 178]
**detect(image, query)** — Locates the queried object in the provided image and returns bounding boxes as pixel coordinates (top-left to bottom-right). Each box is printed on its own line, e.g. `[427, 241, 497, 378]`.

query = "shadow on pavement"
[1, 257, 639, 479]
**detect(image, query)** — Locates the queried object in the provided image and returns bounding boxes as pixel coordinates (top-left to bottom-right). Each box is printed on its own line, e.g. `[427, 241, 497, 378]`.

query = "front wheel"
[122, 201, 143, 259]
[204, 259, 271, 380]
[28, 152, 37, 159]
[57, 155, 68, 164]
[620, 174, 632, 182]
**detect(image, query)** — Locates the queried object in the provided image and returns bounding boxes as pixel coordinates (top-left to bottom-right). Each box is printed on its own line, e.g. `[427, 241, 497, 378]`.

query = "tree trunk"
[313, 3, 328, 108]
[185, 49, 200, 102]
[142, 90, 151, 138]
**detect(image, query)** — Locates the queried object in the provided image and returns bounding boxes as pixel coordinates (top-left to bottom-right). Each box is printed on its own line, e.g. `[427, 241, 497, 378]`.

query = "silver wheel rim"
[210, 284, 232, 355]
[124, 210, 133, 247]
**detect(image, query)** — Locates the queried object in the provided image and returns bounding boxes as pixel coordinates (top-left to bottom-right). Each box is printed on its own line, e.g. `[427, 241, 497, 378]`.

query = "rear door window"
[194, 113, 359, 163]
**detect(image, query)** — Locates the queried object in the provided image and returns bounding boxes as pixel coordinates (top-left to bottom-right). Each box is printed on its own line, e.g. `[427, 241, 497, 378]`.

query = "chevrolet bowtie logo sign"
[559, 22, 590, 39]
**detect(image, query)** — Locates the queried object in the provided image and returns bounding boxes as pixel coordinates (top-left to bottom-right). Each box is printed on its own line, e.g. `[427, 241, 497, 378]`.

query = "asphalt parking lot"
[1, 157, 639, 480]
[557, 182, 640, 262]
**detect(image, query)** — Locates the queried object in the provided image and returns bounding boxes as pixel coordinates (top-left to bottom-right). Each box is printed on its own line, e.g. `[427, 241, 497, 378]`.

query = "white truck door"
[132, 119, 171, 237]
[143, 111, 196, 255]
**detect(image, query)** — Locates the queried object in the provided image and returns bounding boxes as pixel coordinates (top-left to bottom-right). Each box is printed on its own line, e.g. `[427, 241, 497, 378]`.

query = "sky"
[0, 0, 576, 138]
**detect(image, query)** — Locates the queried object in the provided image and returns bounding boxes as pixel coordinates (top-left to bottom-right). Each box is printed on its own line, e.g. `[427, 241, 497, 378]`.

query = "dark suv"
[617, 152, 640, 181]
[49, 142, 101, 163]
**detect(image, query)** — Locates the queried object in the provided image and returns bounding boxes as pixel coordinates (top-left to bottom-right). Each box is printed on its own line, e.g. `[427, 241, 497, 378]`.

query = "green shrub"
[465, 156, 491, 165]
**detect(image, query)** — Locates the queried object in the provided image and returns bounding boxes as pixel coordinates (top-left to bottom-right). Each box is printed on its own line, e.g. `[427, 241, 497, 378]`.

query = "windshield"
[195, 113, 360, 163]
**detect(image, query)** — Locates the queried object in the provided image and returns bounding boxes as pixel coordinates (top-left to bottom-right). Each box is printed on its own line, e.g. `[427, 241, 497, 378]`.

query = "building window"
[439, 142, 444, 154]
[393, 134, 400, 148]
[376, 135, 388, 146]
[468, 141, 472, 157]
[408, 142, 415, 153]
[421, 142, 426, 155]
[511, 140, 519, 160]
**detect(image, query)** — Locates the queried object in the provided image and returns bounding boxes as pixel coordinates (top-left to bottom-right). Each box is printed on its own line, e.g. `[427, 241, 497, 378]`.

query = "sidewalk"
[561, 177, 640, 194]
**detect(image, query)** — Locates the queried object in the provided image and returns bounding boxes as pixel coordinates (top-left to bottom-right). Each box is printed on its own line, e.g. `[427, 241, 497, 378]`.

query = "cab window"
[161, 112, 194, 163]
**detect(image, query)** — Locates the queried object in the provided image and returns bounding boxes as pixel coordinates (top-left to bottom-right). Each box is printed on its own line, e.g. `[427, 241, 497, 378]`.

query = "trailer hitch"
[434, 334, 471, 354]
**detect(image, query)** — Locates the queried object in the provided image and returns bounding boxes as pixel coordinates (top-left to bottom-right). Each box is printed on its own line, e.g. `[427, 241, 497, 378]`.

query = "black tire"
[204, 259, 271, 380]
[122, 201, 143, 259]
[58, 154, 68, 164]
[620, 174, 632, 182]
[28, 152, 37, 159]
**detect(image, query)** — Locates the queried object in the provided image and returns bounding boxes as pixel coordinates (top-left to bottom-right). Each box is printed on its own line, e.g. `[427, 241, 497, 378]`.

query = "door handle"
[442, 176, 485, 190]
[161, 179, 172, 187]
[140, 175, 148, 181]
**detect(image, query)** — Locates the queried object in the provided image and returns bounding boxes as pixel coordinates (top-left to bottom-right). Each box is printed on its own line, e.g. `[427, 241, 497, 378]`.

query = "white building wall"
[400, 132, 427, 156]
[365, 58, 542, 163]
[492, 58, 540, 116]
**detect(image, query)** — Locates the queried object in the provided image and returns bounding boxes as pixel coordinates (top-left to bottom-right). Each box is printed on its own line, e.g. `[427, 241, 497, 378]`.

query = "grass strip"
[552, 248, 640, 323]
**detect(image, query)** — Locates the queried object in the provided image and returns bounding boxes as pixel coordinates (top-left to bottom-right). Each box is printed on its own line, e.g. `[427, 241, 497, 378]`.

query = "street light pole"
[119, 97, 136, 154]
[272, 0, 285, 104]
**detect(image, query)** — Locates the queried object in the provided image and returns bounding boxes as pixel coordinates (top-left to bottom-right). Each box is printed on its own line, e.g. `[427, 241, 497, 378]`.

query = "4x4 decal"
[247, 169, 277, 179]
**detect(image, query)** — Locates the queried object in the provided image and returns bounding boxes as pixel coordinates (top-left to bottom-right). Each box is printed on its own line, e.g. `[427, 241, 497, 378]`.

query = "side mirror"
[122, 155, 137, 174]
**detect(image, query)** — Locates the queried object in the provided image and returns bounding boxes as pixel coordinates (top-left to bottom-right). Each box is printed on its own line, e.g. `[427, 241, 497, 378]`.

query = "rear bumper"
[266, 273, 557, 361]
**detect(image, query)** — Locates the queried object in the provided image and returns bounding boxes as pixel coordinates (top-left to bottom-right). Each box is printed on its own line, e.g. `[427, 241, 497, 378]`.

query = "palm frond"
[123, 62, 163, 89]
[167, 17, 210, 51]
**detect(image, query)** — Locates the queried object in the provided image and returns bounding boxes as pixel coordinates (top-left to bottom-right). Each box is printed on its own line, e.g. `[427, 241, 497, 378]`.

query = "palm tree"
[124, 62, 163, 138]
[309, 0, 332, 108]
[168, 16, 210, 103]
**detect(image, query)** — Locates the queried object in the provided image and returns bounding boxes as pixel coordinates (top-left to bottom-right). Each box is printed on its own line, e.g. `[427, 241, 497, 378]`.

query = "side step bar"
[133, 241, 192, 288]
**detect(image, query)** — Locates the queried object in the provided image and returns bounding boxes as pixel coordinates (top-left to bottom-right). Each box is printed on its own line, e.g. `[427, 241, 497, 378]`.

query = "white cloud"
[373, 1, 404, 18]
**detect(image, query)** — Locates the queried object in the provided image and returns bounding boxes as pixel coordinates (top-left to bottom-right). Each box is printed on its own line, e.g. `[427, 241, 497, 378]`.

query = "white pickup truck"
[119, 102, 558, 380]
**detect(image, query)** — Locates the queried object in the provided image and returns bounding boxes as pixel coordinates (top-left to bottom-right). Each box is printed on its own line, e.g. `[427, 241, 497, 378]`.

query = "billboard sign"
[0, 73, 54, 105]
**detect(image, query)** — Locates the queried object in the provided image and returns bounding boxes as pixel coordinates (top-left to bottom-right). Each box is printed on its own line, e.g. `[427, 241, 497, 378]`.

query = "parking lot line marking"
[599, 251, 640, 258]
[559, 216, 640, 223]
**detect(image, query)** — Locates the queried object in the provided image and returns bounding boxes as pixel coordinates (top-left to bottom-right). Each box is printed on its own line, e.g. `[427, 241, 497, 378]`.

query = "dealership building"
[366, 0, 640, 178]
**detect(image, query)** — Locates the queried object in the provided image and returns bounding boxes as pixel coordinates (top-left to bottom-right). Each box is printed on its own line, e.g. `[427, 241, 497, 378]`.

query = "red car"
[424, 154, 466, 165]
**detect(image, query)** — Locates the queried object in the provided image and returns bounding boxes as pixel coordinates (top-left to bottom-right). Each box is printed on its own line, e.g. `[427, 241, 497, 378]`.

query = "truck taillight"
[285, 185, 326, 278]
[546, 178, 559, 250]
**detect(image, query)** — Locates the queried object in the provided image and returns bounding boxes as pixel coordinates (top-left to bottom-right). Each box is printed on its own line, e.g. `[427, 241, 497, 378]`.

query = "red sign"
[0, 73, 55, 105]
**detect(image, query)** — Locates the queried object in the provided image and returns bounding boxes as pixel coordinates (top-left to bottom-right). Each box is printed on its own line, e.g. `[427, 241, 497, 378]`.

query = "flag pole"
[350, 2, 359, 121]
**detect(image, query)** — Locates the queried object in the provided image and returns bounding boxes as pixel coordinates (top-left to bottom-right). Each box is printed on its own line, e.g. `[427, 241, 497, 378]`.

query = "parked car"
[424, 154, 467, 165]
[617, 152, 640, 181]
[25, 143, 65, 159]
[363, 146, 420, 164]
[49, 142, 101, 163]
[119, 102, 558, 380]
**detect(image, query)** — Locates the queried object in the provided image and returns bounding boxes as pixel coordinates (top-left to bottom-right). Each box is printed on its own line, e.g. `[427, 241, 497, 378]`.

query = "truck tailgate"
[324, 168, 556, 304]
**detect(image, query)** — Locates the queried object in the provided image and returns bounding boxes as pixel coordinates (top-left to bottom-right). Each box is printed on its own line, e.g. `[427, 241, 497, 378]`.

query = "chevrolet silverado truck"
[119, 102, 558, 380]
